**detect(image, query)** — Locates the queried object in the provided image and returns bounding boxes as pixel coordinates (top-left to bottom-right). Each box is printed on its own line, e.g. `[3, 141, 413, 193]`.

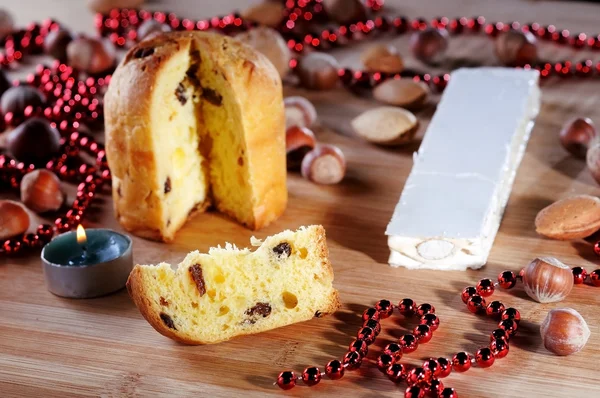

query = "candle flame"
[76, 225, 87, 245]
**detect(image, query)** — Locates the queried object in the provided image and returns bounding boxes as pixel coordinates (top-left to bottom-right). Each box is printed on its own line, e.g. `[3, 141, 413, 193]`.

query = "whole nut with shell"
[286, 126, 316, 170]
[296, 52, 340, 90]
[373, 79, 429, 109]
[535, 195, 600, 240]
[541, 308, 590, 356]
[137, 19, 171, 42]
[560, 118, 596, 159]
[0, 200, 30, 240]
[235, 27, 291, 78]
[87, 0, 145, 14]
[0, 86, 47, 123]
[241, 2, 285, 28]
[351, 107, 418, 146]
[284, 96, 317, 130]
[586, 135, 600, 185]
[44, 28, 74, 61]
[301, 144, 346, 185]
[410, 28, 449, 64]
[7, 118, 61, 165]
[322, 0, 367, 24]
[67, 36, 116, 75]
[522, 257, 573, 303]
[361, 44, 404, 74]
[495, 30, 538, 67]
[21, 169, 64, 214]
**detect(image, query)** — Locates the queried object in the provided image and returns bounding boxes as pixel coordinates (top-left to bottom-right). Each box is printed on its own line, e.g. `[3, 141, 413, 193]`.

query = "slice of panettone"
[127, 225, 340, 344]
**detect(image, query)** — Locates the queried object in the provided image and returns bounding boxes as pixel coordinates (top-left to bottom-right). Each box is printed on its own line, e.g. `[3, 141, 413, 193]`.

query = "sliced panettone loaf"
[104, 31, 287, 242]
[127, 225, 340, 344]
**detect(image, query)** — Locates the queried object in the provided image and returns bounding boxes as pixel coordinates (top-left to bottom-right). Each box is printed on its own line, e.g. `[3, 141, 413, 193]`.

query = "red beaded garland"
[429, 379, 445, 395]
[377, 354, 395, 372]
[386, 363, 407, 383]
[452, 352, 472, 372]
[398, 334, 419, 353]
[413, 324, 433, 344]
[406, 367, 432, 387]
[420, 313, 440, 331]
[384, 342, 403, 361]
[357, 326, 376, 344]
[362, 307, 380, 321]
[498, 319, 518, 336]
[501, 308, 521, 324]
[490, 328, 509, 343]
[490, 339, 509, 359]
[461, 286, 477, 304]
[485, 300, 506, 317]
[466, 295, 486, 314]
[422, 359, 441, 378]
[498, 271, 517, 289]
[276, 371, 296, 390]
[342, 351, 362, 370]
[404, 385, 426, 398]
[325, 360, 344, 380]
[301, 367, 321, 386]
[375, 299, 394, 318]
[440, 387, 459, 398]
[475, 347, 495, 368]
[436, 357, 452, 378]
[572, 267, 587, 284]
[398, 298, 416, 315]
[363, 318, 381, 335]
[348, 339, 368, 357]
[591, 270, 600, 286]
[416, 303, 435, 317]
[476, 278, 495, 297]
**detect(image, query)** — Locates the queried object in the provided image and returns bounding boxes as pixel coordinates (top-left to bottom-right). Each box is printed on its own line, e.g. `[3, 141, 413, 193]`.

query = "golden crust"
[105, 32, 287, 241]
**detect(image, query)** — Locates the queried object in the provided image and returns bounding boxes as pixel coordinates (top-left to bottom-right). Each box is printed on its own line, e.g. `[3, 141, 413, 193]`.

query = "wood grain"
[2, 0, 600, 397]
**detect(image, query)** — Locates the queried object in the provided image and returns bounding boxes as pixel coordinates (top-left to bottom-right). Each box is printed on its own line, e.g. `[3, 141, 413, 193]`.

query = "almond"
[361, 44, 404, 74]
[241, 2, 285, 28]
[535, 195, 600, 240]
[373, 78, 429, 109]
[351, 107, 418, 146]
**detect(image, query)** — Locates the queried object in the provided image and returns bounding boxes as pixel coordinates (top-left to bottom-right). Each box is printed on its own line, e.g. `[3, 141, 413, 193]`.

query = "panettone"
[104, 31, 287, 242]
[126, 225, 340, 344]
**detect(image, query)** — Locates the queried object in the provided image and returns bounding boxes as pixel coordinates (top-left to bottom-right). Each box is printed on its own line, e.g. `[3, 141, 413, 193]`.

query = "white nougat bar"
[386, 67, 540, 270]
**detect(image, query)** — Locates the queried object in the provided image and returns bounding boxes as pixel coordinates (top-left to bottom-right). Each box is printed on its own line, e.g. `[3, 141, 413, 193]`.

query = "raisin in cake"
[126, 225, 340, 344]
[104, 31, 287, 242]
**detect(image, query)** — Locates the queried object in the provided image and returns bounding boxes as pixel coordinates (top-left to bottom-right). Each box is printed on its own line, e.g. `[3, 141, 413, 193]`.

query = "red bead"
[476, 278, 495, 297]
[54, 217, 71, 233]
[406, 367, 432, 387]
[429, 379, 445, 395]
[413, 324, 433, 343]
[475, 347, 495, 368]
[386, 363, 407, 383]
[376, 354, 395, 372]
[422, 358, 441, 378]
[384, 342, 403, 361]
[363, 318, 381, 336]
[452, 352, 472, 372]
[416, 303, 435, 317]
[3, 239, 23, 254]
[398, 298, 416, 315]
[490, 338, 509, 359]
[342, 351, 362, 370]
[37, 224, 54, 242]
[325, 359, 344, 380]
[498, 270, 517, 289]
[590, 270, 600, 286]
[490, 328, 509, 342]
[498, 319, 518, 336]
[437, 357, 452, 378]
[440, 387, 458, 398]
[466, 295, 486, 314]
[501, 308, 521, 324]
[276, 371, 296, 390]
[485, 300, 506, 317]
[572, 267, 587, 284]
[404, 386, 426, 398]
[461, 286, 477, 304]
[420, 313, 440, 331]
[398, 334, 419, 353]
[375, 299, 394, 318]
[348, 339, 368, 357]
[301, 366, 321, 386]
[362, 307, 380, 321]
[357, 326, 376, 344]
[22, 233, 40, 248]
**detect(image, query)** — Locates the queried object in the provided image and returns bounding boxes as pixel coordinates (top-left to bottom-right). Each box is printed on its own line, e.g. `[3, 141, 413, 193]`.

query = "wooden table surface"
[2, 0, 600, 397]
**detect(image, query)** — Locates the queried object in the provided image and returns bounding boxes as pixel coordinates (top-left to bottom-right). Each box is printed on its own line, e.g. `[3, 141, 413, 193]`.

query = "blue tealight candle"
[41, 227, 133, 299]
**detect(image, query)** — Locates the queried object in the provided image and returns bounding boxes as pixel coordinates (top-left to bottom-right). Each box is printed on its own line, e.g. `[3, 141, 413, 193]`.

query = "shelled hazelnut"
[21, 170, 64, 214]
[286, 126, 316, 170]
[44, 28, 74, 61]
[7, 118, 61, 165]
[361, 44, 404, 74]
[241, 2, 285, 28]
[351, 107, 418, 146]
[541, 308, 590, 356]
[137, 19, 171, 42]
[87, 0, 145, 14]
[67, 36, 116, 75]
[0, 9, 14, 38]
[409, 28, 449, 64]
[322, 0, 367, 25]
[0, 201, 30, 240]
[372, 79, 429, 109]
[296, 52, 340, 90]
[522, 257, 573, 303]
[236, 27, 291, 78]
[495, 30, 538, 67]
[535, 195, 600, 240]
[560, 118, 596, 159]
[284, 96, 317, 130]
[301, 144, 346, 185]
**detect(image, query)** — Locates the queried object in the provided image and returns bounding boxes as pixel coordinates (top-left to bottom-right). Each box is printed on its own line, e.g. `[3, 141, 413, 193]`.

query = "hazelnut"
[235, 27, 291, 78]
[137, 19, 171, 42]
[21, 169, 64, 214]
[67, 36, 116, 75]
[7, 118, 61, 165]
[0, 69, 10, 98]
[522, 257, 574, 303]
[286, 126, 316, 170]
[540, 308, 590, 356]
[351, 106, 418, 146]
[0, 9, 14, 38]
[87, 0, 145, 14]
[361, 44, 404, 74]
[372, 79, 429, 109]
[241, 2, 285, 28]
[0, 86, 47, 124]
[301, 144, 346, 185]
[284, 96, 317, 129]
[535, 195, 600, 240]
[495, 30, 537, 67]
[322, 0, 367, 24]
[560, 117, 596, 159]
[587, 136, 600, 184]
[410, 28, 449, 64]
[44, 28, 74, 61]
[0, 200, 30, 240]
[296, 52, 340, 90]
